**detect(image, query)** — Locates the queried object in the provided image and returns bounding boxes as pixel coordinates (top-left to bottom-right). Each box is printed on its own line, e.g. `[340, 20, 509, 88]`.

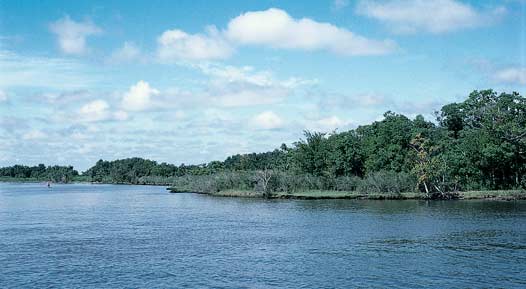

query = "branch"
[503, 130, 526, 142]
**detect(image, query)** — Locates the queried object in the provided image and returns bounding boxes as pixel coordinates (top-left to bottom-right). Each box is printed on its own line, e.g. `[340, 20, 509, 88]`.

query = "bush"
[154, 170, 419, 196]
[358, 171, 416, 194]
[334, 176, 361, 191]
[167, 171, 255, 193]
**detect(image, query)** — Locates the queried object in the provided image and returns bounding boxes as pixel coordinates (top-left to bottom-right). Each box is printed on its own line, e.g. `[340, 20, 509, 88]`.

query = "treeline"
[2, 90, 525, 195]
[0, 164, 79, 183]
[80, 90, 526, 195]
[83, 149, 288, 184]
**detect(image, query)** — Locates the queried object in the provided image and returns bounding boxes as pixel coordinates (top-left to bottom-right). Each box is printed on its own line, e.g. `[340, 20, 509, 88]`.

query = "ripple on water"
[0, 183, 525, 288]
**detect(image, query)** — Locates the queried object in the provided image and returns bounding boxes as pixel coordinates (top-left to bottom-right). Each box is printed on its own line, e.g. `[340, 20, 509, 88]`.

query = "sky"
[0, 0, 525, 171]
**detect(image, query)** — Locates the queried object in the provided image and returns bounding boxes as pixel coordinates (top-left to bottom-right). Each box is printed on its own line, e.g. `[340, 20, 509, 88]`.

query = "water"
[0, 183, 525, 288]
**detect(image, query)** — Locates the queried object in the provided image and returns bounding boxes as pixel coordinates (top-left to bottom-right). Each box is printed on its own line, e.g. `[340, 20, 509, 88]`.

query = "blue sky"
[0, 0, 525, 170]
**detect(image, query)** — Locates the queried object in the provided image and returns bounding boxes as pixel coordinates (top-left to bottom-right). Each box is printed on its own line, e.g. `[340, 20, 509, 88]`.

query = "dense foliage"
[0, 164, 79, 183]
[2, 90, 525, 194]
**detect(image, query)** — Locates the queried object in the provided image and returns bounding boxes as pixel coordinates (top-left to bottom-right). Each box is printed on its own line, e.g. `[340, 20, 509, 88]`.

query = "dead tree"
[255, 168, 274, 198]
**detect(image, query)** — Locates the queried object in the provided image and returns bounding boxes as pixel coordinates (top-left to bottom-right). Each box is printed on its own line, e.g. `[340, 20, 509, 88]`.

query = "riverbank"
[0, 176, 90, 183]
[3, 178, 525, 200]
[0, 177, 43, 183]
[168, 187, 526, 200]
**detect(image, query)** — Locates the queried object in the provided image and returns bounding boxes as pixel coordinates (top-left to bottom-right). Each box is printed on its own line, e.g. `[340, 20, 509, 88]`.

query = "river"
[1, 183, 525, 288]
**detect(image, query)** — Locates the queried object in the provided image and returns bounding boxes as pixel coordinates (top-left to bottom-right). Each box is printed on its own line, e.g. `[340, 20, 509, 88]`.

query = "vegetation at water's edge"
[177, 189, 524, 200]
[2, 90, 526, 199]
[0, 165, 87, 183]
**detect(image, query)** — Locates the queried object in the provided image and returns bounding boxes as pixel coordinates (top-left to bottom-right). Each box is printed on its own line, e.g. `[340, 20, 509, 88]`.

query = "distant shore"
[2, 178, 525, 201]
[168, 187, 526, 201]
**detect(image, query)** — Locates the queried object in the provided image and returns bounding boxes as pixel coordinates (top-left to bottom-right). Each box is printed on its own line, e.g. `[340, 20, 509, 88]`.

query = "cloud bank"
[357, 0, 505, 34]
[157, 8, 396, 62]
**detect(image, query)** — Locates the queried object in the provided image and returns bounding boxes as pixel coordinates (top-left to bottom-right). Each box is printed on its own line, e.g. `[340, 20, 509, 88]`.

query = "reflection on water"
[0, 183, 525, 288]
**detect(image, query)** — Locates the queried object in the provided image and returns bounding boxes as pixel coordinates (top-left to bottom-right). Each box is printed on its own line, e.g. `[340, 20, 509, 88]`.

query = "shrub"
[358, 171, 416, 194]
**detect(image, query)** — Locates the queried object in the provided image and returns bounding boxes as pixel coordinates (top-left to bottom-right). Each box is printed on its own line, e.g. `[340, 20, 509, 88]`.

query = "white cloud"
[197, 63, 311, 107]
[357, 0, 506, 34]
[0, 50, 100, 89]
[70, 131, 89, 140]
[307, 116, 352, 132]
[332, 0, 349, 10]
[22, 129, 47, 140]
[0, 90, 7, 102]
[77, 99, 128, 123]
[317, 91, 387, 110]
[318, 116, 347, 128]
[113, 110, 129, 121]
[251, 111, 284, 129]
[212, 86, 287, 107]
[155, 63, 315, 109]
[49, 16, 101, 55]
[155, 8, 395, 60]
[146, 63, 315, 109]
[157, 26, 233, 62]
[109, 42, 142, 63]
[225, 8, 395, 55]
[79, 99, 110, 122]
[493, 67, 526, 85]
[121, 80, 159, 111]
[199, 64, 274, 86]
[174, 110, 186, 120]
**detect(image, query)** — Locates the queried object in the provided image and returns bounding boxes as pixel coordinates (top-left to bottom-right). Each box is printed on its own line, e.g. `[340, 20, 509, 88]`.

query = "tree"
[292, 131, 330, 176]
[357, 111, 414, 174]
[255, 168, 274, 198]
[409, 133, 437, 197]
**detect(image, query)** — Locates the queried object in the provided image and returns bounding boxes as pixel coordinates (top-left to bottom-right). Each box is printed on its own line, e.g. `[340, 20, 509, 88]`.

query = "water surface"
[1, 183, 525, 288]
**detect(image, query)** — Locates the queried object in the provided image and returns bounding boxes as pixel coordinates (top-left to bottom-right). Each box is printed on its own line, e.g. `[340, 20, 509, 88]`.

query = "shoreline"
[168, 188, 526, 201]
[2, 179, 525, 201]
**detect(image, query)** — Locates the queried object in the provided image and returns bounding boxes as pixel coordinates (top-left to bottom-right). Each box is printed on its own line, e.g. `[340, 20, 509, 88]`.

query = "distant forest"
[2, 90, 526, 195]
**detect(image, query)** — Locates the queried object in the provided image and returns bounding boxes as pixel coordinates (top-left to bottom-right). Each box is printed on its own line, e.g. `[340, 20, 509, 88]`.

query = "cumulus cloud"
[151, 63, 315, 109]
[199, 64, 274, 86]
[49, 16, 101, 55]
[121, 80, 160, 111]
[493, 67, 526, 85]
[357, 0, 506, 34]
[156, 8, 395, 61]
[109, 42, 142, 63]
[225, 8, 396, 55]
[157, 26, 233, 62]
[251, 111, 284, 129]
[197, 63, 312, 107]
[79, 99, 110, 122]
[78, 99, 128, 122]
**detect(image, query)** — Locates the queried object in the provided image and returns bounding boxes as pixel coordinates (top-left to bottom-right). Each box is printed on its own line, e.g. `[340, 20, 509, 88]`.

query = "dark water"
[1, 183, 525, 288]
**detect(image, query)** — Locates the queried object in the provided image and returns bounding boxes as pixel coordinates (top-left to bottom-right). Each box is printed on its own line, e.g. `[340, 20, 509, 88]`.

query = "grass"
[0, 176, 90, 183]
[168, 188, 262, 198]
[168, 187, 526, 200]
[275, 190, 361, 199]
[210, 189, 262, 198]
[458, 190, 526, 200]
[274, 190, 422, 200]
[168, 188, 426, 200]
[0, 176, 42, 182]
